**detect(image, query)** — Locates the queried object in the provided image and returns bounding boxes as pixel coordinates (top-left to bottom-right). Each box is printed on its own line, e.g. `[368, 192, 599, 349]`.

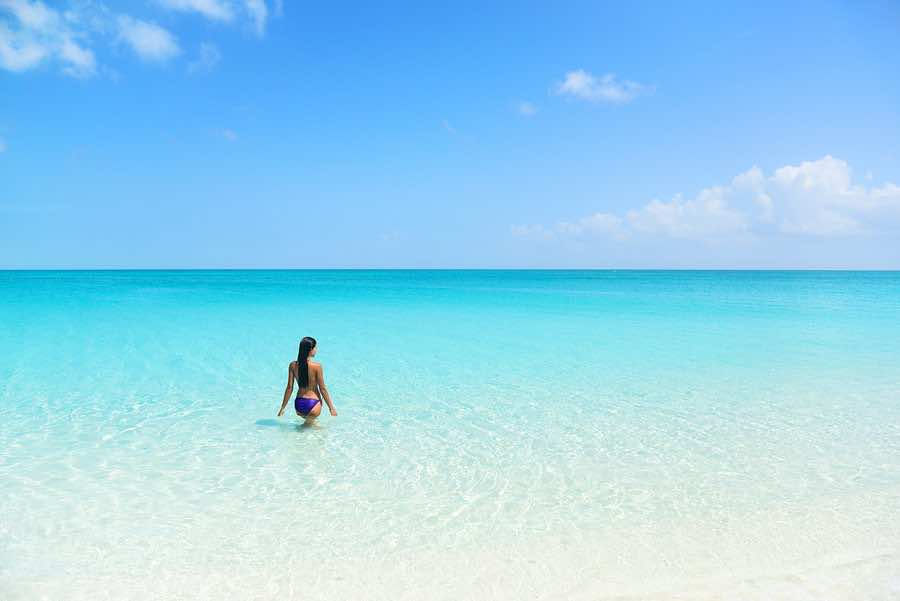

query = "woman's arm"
[277, 363, 294, 417]
[316, 364, 337, 416]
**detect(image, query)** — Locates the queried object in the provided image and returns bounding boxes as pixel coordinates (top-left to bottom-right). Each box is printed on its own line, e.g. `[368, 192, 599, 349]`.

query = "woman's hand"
[277, 408, 285, 417]
[330, 408, 337, 416]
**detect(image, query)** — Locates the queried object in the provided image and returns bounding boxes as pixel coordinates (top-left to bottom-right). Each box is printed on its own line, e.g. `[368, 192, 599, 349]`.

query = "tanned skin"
[277, 343, 336, 422]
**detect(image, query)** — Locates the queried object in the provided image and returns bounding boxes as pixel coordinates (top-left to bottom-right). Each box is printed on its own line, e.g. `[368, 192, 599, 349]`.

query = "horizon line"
[2, 267, 900, 272]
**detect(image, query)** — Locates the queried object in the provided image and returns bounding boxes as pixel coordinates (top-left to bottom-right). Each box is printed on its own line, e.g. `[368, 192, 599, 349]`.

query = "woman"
[277, 336, 337, 422]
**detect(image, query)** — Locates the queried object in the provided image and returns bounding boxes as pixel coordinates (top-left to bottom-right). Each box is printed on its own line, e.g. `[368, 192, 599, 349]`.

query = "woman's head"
[296, 336, 317, 387]
[300, 336, 317, 357]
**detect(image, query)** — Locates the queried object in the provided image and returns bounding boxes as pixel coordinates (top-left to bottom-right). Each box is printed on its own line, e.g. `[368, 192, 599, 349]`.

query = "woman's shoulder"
[309, 359, 322, 369]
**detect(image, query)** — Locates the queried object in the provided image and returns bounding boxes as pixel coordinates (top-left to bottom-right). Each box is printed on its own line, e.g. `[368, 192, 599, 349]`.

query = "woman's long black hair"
[296, 336, 317, 388]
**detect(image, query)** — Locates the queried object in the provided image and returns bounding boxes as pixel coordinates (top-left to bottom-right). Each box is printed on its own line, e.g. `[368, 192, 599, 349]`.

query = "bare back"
[291, 359, 321, 398]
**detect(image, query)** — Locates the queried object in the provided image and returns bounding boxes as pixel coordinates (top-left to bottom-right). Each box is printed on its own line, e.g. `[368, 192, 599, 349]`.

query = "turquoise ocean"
[2, 270, 899, 600]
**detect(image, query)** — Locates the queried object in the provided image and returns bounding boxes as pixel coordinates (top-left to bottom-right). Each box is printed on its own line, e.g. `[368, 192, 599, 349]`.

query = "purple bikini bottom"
[294, 396, 321, 416]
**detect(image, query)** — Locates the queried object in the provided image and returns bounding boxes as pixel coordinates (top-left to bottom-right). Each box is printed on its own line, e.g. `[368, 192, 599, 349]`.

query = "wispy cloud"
[0, 22, 48, 72]
[117, 15, 179, 62]
[157, 0, 234, 22]
[0, 0, 96, 77]
[1, 0, 276, 77]
[517, 100, 538, 117]
[0, 136, 6, 152]
[219, 128, 237, 141]
[244, 0, 267, 35]
[187, 41, 219, 73]
[156, 0, 274, 35]
[442, 119, 456, 135]
[512, 156, 900, 244]
[555, 69, 653, 104]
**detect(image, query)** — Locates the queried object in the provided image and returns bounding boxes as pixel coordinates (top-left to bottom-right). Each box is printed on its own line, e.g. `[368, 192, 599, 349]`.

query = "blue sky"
[2, 0, 899, 268]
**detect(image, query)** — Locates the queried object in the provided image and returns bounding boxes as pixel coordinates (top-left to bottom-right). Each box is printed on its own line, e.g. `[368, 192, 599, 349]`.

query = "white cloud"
[558, 212, 628, 239]
[157, 0, 233, 22]
[442, 119, 456, 135]
[517, 101, 537, 117]
[512, 214, 629, 242]
[1, 0, 275, 77]
[0, 22, 48, 71]
[157, 0, 272, 35]
[2, 0, 56, 30]
[117, 15, 179, 62]
[770, 156, 900, 236]
[555, 69, 653, 104]
[219, 128, 237, 141]
[244, 0, 267, 35]
[59, 36, 95, 76]
[626, 188, 749, 240]
[0, 137, 6, 152]
[187, 41, 219, 73]
[512, 156, 900, 244]
[0, 0, 96, 76]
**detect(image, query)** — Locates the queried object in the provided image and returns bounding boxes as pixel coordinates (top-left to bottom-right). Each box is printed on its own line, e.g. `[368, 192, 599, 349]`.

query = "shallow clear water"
[2, 270, 899, 600]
